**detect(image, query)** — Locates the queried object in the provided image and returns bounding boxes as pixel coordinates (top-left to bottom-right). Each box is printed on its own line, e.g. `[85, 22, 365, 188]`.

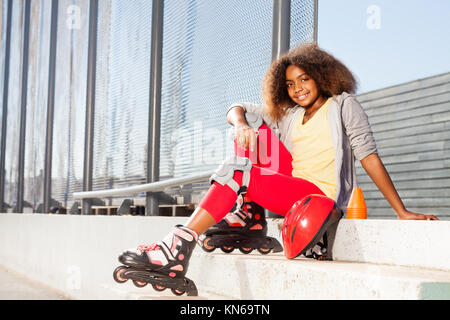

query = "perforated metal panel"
[290, 0, 316, 47]
[93, 0, 152, 199]
[23, 0, 52, 211]
[0, 1, 8, 178]
[3, 0, 24, 210]
[51, 0, 89, 207]
[160, 0, 274, 180]
[0, 1, 317, 211]
[0, 0, 8, 106]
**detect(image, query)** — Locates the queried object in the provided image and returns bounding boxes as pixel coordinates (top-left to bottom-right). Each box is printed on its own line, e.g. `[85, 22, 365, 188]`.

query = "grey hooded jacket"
[226, 92, 378, 213]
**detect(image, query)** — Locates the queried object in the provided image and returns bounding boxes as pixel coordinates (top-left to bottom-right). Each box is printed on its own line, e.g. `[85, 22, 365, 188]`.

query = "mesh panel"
[3, 0, 24, 210]
[160, 0, 274, 180]
[0, 0, 8, 111]
[51, 0, 89, 207]
[290, 0, 316, 47]
[23, 0, 52, 211]
[93, 0, 152, 196]
[0, 1, 317, 210]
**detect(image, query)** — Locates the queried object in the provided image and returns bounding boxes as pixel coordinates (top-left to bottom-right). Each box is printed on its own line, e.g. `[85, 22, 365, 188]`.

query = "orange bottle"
[346, 187, 367, 219]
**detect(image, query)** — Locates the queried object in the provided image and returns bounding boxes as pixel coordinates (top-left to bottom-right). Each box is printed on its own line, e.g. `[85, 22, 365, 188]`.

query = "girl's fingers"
[238, 135, 245, 149]
[236, 127, 256, 150]
[249, 131, 256, 152]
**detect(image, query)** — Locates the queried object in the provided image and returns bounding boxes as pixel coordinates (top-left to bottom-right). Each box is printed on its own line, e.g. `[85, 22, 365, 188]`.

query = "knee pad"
[282, 194, 343, 259]
[209, 156, 252, 195]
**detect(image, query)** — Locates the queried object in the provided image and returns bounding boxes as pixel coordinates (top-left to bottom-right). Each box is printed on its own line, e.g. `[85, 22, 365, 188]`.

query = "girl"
[117, 43, 438, 289]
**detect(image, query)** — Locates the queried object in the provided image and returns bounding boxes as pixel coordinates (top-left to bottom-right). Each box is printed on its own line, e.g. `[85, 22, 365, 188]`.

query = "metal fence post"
[15, 0, 31, 213]
[265, 0, 292, 218]
[313, 0, 318, 43]
[0, 0, 13, 213]
[43, 0, 59, 214]
[82, 0, 99, 215]
[146, 0, 164, 216]
[272, 0, 291, 60]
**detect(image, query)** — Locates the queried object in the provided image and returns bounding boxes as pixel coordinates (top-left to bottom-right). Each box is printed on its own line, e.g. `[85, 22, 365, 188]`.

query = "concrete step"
[186, 251, 450, 300]
[266, 218, 450, 271]
[0, 214, 448, 300]
[100, 283, 231, 300]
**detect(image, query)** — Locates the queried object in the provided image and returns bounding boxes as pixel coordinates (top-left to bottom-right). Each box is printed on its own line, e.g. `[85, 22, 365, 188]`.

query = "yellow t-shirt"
[291, 98, 337, 200]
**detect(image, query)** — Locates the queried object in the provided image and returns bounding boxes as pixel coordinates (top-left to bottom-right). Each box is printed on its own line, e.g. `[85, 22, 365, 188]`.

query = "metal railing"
[72, 170, 214, 200]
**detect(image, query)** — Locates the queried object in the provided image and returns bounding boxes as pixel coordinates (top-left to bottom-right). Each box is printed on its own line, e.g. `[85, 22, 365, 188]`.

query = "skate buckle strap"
[173, 226, 198, 242]
[224, 210, 247, 227]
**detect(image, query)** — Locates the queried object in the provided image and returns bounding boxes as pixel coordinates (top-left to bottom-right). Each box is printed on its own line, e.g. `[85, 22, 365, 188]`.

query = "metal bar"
[43, 0, 59, 213]
[16, 0, 32, 213]
[81, 0, 99, 215]
[313, 0, 319, 43]
[267, 0, 291, 218]
[0, 0, 13, 212]
[146, 0, 164, 216]
[272, 0, 291, 60]
[73, 171, 214, 199]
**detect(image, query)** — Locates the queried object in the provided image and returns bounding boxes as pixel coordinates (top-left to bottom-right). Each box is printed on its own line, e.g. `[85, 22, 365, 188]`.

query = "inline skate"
[199, 195, 283, 255]
[113, 225, 198, 296]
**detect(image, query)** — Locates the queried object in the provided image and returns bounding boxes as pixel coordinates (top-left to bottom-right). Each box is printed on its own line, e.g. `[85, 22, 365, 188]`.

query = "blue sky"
[317, 0, 450, 94]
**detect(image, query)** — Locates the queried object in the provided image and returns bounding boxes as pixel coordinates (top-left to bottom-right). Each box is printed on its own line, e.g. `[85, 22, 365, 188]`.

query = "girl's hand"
[235, 124, 257, 152]
[398, 210, 439, 221]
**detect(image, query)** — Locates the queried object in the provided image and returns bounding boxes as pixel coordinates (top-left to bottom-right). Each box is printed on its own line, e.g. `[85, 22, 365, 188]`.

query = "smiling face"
[285, 64, 323, 109]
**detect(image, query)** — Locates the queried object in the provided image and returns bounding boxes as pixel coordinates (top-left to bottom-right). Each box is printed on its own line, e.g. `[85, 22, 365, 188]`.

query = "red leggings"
[199, 122, 325, 222]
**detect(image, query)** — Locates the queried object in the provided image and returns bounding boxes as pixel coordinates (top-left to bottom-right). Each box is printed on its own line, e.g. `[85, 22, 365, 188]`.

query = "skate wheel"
[220, 245, 234, 253]
[152, 283, 166, 291]
[257, 247, 272, 255]
[239, 247, 253, 254]
[113, 266, 129, 283]
[133, 280, 147, 288]
[201, 237, 216, 253]
[171, 288, 185, 296]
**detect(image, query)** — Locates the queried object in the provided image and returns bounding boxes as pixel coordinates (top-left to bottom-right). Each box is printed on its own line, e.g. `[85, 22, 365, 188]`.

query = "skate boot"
[199, 195, 283, 255]
[303, 232, 331, 261]
[113, 225, 199, 296]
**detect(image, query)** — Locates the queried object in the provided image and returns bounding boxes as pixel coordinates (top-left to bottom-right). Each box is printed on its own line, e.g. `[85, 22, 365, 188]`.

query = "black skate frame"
[119, 267, 198, 296]
[201, 234, 283, 253]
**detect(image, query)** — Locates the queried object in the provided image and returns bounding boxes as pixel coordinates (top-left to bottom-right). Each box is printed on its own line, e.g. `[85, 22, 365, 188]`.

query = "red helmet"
[282, 194, 342, 259]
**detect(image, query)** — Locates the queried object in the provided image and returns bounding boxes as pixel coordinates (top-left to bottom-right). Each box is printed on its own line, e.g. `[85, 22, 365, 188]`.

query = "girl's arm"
[360, 153, 439, 220]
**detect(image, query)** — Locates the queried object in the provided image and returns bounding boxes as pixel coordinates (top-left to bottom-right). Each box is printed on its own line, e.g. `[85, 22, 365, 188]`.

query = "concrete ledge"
[0, 214, 448, 299]
[267, 218, 450, 271]
[0, 214, 187, 300]
[189, 251, 450, 300]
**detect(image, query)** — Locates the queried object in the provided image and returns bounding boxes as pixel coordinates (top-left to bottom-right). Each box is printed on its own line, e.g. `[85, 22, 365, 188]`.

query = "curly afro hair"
[262, 43, 358, 121]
